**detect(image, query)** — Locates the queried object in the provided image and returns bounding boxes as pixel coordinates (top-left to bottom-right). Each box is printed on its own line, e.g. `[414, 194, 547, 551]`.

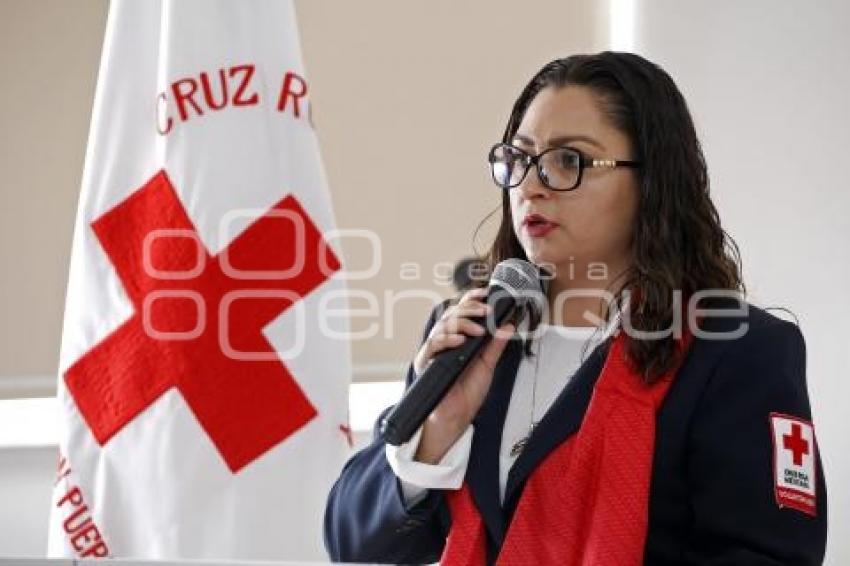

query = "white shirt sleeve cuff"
[385, 423, 474, 499]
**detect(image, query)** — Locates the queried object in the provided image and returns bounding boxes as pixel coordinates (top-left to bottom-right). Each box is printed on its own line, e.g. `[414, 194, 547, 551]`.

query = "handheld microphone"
[380, 259, 550, 446]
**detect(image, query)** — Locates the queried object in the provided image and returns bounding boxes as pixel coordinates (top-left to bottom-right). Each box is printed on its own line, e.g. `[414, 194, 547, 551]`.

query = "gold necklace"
[509, 333, 543, 457]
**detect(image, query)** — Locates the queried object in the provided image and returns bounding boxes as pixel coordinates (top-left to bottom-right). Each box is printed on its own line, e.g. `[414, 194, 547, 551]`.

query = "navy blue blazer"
[324, 298, 828, 565]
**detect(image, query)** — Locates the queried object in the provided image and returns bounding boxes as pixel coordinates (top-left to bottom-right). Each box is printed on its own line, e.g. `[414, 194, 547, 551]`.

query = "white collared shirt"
[386, 306, 623, 507]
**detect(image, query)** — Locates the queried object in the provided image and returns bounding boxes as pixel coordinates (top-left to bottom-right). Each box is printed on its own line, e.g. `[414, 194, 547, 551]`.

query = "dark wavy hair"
[472, 51, 745, 383]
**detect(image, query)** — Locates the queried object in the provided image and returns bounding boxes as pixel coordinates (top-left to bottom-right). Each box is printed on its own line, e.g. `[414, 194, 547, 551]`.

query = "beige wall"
[0, 0, 604, 395]
[0, 0, 108, 395]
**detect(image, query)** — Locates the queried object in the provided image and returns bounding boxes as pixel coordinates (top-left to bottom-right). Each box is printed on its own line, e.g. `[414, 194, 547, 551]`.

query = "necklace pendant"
[510, 422, 537, 457]
[510, 435, 530, 457]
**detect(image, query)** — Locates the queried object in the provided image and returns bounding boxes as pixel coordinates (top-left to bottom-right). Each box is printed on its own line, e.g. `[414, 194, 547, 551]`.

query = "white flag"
[48, 0, 352, 560]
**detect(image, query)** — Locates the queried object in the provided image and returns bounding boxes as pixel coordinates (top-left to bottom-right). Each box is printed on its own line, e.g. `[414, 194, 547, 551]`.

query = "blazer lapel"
[503, 337, 612, 509]
[465, 338, 522, 546]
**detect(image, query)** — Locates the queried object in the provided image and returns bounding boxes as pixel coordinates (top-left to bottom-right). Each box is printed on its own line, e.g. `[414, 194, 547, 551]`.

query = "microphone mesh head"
[490, 259, 549, 319]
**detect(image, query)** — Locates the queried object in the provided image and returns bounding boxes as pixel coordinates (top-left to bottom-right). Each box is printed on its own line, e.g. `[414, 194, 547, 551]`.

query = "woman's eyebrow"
[512, 133, 604, 150]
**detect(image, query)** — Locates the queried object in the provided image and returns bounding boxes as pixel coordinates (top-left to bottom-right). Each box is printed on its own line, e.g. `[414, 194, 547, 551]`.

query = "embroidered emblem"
[769, 412, 817, 516]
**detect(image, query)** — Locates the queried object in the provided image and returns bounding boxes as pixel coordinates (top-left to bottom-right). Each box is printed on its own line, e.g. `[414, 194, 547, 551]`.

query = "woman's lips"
[524, 221, 557, 237]
[522, 214, 558, 238]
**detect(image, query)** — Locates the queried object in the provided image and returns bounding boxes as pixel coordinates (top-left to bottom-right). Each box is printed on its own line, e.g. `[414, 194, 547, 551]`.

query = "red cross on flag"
[47, 0, 352, 560]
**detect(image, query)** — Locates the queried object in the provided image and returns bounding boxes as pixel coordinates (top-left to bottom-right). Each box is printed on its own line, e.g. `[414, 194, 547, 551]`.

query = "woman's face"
[508, 85, 639, 285]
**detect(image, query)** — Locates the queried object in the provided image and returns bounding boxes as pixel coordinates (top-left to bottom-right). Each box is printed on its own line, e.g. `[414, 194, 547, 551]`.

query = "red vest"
[442, 328, 693, 565]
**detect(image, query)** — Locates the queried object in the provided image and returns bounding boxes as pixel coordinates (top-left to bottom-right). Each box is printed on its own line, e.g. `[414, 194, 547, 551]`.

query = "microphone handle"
[381, 290, 521, 446]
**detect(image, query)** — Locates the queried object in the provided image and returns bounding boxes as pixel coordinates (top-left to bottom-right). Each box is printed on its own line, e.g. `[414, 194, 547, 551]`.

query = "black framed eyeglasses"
[487, 142, 641, 192]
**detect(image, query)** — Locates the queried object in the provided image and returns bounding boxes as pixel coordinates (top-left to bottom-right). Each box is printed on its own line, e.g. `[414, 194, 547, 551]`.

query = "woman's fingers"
[446, 301, 491, 320]
[441, 289, 489, 319]
[414, 290, 493, 375]
[485, 323, 515, 359]
[414, 289, 492, 375]
[450, 287, 489, 309]
[438, 314, 487, 336]
[429, 332, 467, 350]
[415, 321, 511, 377]
[417, 324, 479, 370]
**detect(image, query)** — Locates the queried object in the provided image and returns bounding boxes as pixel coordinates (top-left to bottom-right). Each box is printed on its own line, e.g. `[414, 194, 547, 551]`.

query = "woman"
[324, 51, 827, 565]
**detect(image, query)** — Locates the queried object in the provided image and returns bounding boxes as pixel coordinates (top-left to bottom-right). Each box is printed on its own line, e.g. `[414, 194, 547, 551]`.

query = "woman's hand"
[411, 287, 516, 464]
